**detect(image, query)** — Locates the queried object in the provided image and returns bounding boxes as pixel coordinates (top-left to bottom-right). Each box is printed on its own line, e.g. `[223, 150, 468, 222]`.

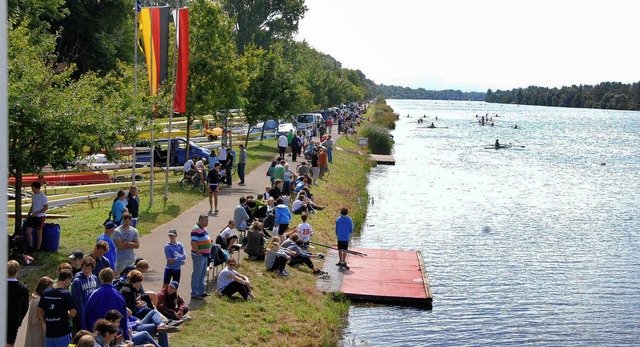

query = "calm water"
[341, 100, 640, 346]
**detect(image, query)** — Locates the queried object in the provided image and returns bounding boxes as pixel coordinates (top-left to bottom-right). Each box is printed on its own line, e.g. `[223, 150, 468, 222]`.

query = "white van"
[295, 113, 323, 134]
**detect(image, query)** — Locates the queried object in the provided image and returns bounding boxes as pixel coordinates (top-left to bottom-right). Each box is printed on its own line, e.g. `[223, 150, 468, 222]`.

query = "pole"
[0, 0, 9, 343]
[165, 2, 181, 201]
[308, 241, 367, 257]
[131, 0, 139, 182]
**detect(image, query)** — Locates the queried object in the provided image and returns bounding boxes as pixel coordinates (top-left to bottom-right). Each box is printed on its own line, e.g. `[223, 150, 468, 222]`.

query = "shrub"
[361, 124, 393, 155]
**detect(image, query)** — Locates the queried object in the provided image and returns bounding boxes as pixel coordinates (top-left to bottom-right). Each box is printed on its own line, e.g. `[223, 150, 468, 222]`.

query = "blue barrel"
[42, 223, 61, 252]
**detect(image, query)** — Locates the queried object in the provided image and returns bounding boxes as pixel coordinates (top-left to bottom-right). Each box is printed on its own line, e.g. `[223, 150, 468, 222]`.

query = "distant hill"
[378, 84, 485, 101]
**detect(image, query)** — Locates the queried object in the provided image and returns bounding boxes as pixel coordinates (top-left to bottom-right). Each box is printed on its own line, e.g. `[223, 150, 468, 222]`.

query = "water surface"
[341, 100, 640, 346]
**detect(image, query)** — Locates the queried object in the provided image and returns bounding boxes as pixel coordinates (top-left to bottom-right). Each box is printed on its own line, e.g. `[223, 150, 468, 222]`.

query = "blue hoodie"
[274, 204, 292, 225]
[165, 241, 187, 270]
[71, 271, 98, 330]
[335, 215, 353, 242]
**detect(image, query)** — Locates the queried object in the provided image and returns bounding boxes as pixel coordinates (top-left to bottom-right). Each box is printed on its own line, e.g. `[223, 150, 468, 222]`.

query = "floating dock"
[319, 248, 432, 308]
[368, 154, 396, 165]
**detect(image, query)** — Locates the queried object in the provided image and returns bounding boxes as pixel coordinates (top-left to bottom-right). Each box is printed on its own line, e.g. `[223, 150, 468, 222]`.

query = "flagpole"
[0, 0, 9, 343]
[165, 1, 181, 202]
[132, 0, 139, 183]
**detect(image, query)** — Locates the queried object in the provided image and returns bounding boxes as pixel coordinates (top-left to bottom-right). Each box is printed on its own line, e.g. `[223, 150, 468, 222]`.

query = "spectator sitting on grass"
[157, 281, 189, 322]
[287, 240, 326, 277]
[217, 259, 256, 300]
[245, 222, 269, 261]
[265, 237, 293, 277]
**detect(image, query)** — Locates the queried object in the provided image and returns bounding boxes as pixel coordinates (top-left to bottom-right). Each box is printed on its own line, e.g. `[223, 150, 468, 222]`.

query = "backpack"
[210, 244, 229, 267]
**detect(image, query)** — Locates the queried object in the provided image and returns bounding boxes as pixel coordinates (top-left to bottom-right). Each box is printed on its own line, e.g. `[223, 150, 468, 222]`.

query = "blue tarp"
[264, 120, 278, 130]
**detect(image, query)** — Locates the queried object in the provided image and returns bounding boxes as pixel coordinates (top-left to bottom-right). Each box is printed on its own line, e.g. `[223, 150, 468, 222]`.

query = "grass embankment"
[358, 101, 396, 155]
[10, 139, 278, 290]
[170, 136, 374, 346]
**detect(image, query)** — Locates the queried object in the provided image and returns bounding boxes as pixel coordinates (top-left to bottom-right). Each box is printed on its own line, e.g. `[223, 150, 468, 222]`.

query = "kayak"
[418, 126, 449, 129]
[484, 144, 525, 149]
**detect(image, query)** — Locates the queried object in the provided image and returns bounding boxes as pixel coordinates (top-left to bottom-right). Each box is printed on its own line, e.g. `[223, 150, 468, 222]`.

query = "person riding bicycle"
[184, 156, 204, 183]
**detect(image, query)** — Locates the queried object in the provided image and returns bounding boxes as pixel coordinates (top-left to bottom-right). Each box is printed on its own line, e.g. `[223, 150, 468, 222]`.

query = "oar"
[309, 241, 367, 257]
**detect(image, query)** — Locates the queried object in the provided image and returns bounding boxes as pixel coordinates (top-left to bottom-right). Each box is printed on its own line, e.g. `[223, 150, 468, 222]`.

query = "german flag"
[138, 6, 170, 96]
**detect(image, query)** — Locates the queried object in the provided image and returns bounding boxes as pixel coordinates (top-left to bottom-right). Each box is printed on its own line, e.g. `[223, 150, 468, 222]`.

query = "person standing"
[113, 213, 140, 274]
[84, 268, 130, 342]
[318, 147, 328, 179]
[164, 229, 186, 289]
[290, 132, 302, 162]
[190, 214, 213, 300]
[274, 197, 292, 236]
[24, 181, 48, 253]
[327, 117, 333, 134]
[278, 133, 288, 158]
[71, 256, 99, 332]
[110, 190, 128, 226]
[208, 162, 221, 214]
[237, 144, 247, 186]
[97, 221, 117, 271]
[38, 269, 76, 347]
[25, 276, 54, 347]
[126, 186, 140, 228]
[310, 148, 320, 185]
[89, 241, 112, 280]
[224, 148, 234, 187]
[324, 135, 334, 163]
[7, 260, 30, 347]
[335, 207, 354, 270]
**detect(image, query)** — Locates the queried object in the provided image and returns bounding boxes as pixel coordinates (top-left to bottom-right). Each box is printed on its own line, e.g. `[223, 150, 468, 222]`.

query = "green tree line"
[485, 81, 640, 110]
[378, 84, 485, 101]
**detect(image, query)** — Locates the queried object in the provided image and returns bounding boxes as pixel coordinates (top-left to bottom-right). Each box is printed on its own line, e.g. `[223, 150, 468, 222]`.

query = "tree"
[8, 24, 133, 235]
[222, 0, 307, 53]
[53, 0, 133, 76]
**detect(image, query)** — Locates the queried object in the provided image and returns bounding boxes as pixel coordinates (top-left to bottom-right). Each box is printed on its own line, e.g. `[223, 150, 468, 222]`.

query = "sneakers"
[208, 209, 213, 215]
[190, 295, 203, 300]
[201, 292, 212, 297]
[318, 273, 331, 279]
[214, 209, 219, 213]
[342, 263, 350, 270]
[168, 319, 185, 327]
[279, 269, 289, 276]
[157, 324, 180, 333]
[316, 254, 324, 259]
[336, 262, 343, 266]
[181, 315, 191, 322]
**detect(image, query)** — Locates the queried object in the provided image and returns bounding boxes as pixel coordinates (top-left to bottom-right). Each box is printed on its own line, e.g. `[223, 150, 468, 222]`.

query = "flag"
[138, 6, 170, 96]
[173, 8, 189, 114]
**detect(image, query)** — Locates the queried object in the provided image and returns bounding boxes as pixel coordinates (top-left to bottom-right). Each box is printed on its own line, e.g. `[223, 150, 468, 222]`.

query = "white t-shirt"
[184, 159, 195, 172]
[195, 160, 205, 171]
[31, 192, 48, 217]
[297, 222, 313, 242]
[220, 227, 233, 239]
[278, 135, 288, 147]
[291, 199, 303, 212]
[218, 147, 227, 161]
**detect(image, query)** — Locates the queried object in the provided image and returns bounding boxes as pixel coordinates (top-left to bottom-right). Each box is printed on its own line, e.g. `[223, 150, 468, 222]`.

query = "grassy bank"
[170, 136, 374, 346]
[10, 139, 278, 289]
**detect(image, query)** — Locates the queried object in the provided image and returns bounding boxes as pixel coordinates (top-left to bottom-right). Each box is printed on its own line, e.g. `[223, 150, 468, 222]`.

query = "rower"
[428, 122, 435, 128]
[514, 124, 518, 129]
[495, 139, 500, 148]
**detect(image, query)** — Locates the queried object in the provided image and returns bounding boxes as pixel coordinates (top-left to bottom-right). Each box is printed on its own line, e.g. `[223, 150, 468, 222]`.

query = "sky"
[296, 0, 640, 92]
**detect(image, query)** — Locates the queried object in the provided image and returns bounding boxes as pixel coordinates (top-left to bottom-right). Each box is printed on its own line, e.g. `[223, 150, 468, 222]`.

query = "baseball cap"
[104, 221, 116, 229]
[69, 250, 84, 260]
[168, 229, 177, 236]
[169, 281, 179, 289]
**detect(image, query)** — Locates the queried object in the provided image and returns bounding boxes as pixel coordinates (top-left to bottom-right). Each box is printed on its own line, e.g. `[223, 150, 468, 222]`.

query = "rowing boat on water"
[483, 144, 525, 149]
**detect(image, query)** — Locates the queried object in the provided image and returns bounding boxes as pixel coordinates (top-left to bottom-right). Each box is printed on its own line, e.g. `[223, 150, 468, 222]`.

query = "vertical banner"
[138, 6, 170, 96]
[173, 8, 189, 113]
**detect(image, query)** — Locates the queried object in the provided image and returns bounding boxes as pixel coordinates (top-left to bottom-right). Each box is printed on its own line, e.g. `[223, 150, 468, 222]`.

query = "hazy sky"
[296, 0, 640, 92]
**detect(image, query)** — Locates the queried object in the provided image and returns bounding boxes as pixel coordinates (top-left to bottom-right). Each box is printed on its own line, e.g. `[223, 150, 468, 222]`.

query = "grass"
[8, 138, 279, 289]
[169, 137, 374, 346]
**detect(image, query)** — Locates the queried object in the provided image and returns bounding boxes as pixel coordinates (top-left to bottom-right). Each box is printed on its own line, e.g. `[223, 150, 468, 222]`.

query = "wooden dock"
[368, 154, 396, 165]
[318, 248, 432, 308]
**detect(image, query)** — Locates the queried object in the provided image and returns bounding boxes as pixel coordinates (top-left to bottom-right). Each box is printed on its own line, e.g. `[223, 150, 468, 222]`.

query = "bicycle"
[180, 172, 206, 193]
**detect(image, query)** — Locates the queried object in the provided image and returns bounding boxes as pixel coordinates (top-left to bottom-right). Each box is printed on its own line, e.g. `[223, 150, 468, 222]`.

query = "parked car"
[276, 123, 295, 135]
[136, 137, 210, 167]
[295, 113, 323, 134]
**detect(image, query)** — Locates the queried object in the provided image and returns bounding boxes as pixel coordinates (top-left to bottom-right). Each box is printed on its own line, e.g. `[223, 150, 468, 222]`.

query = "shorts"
[209, 184, 219, 193]
[337, 241, 349, 250]
[24, 216, 45, 230]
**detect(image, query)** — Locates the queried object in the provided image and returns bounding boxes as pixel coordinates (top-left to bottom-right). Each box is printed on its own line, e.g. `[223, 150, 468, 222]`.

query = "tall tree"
[8, 24, 137, 235]
[222, 0, 307, 53]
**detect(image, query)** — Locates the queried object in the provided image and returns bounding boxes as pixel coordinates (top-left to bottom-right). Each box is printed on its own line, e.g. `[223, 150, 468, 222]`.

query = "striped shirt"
[190, 224, 212, 256]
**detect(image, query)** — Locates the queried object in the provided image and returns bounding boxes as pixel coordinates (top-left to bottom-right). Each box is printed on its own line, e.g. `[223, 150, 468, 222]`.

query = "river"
[340, 100, 640, 346]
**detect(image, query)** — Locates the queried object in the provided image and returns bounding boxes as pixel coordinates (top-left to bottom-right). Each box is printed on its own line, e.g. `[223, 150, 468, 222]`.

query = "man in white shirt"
[278, 134, 288, 158]
[218, 143, 227, 162]
[25, 182, 48, 253]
